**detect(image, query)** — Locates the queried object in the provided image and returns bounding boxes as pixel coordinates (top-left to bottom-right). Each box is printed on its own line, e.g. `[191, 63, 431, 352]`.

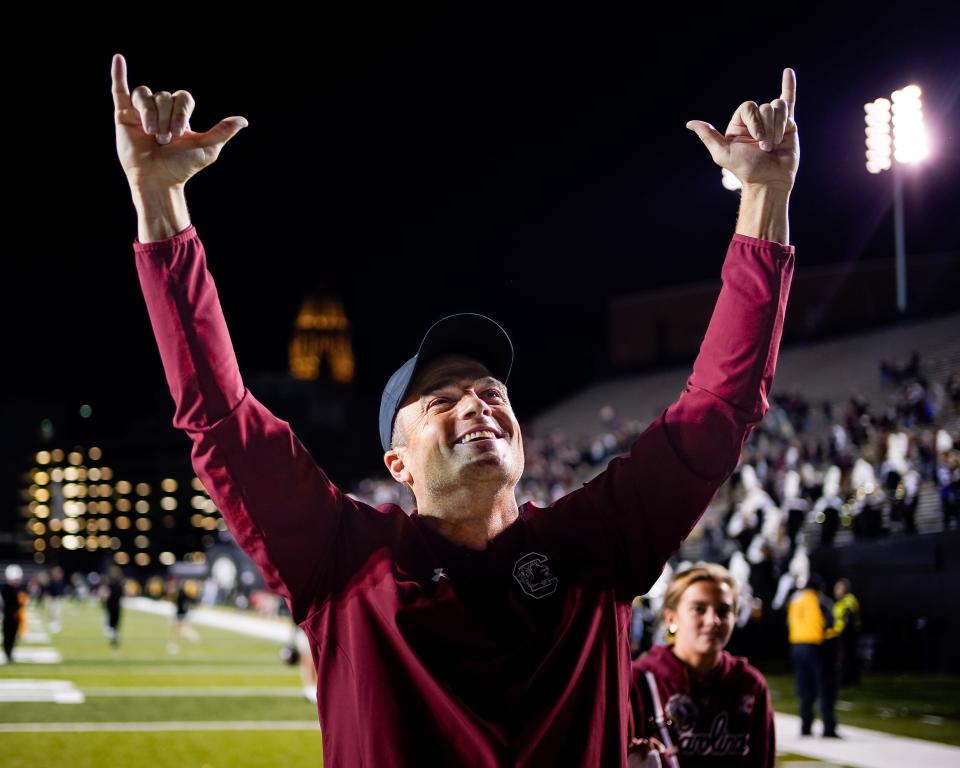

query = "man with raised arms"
[113, 54, 798, 765]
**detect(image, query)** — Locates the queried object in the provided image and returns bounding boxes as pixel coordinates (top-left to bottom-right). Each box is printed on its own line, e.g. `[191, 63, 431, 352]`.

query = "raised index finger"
[111, 53, 131, 110]
[780, 68, 797, 121]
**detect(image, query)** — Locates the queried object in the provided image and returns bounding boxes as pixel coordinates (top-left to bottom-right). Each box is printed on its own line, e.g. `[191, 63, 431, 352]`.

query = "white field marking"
[22, 609, 50, 643]
[48, 666, 291, 675]
[0, 647, 62, 664]
[776, 713, 960, 768]
[62, 655, 276, 663]
[0, 679, 84, 704]
[81, 687, 303, 697]
[0, 721, 318, 733]
[126, 597, 293, 643]
[920, 715, 945, 725]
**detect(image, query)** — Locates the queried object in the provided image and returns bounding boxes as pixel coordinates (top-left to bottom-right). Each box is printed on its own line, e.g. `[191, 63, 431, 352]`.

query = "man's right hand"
[111, 53, 248, 193]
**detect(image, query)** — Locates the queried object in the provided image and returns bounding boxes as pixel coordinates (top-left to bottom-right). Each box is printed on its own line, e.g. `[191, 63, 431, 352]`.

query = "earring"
[668, 623, 678, 635]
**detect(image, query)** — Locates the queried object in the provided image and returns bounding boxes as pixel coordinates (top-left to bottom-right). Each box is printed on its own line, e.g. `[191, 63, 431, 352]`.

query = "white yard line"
[81, 687, 303, 697]
[0, 721, 318, 733]
[0, 679, 84, 704]
[0, 647, 62, 664]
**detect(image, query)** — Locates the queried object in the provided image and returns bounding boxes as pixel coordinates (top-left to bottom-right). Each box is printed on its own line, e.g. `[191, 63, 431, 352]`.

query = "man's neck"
[416, 486, 520, 550]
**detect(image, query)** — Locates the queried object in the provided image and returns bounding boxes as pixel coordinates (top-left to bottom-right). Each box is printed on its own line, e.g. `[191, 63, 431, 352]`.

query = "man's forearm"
[132, 184, 191, 243]
[736, 184, 790, 245]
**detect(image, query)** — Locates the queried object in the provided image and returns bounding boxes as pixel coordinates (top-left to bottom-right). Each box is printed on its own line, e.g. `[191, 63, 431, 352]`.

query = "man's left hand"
[687, 68, 799, 192]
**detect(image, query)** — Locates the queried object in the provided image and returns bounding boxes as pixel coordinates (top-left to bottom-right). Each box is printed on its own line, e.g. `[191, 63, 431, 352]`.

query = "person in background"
[630, 563, 775, 767]
[47, 566, 66, 633]
[833, 578, 861, 687]
[167, 578, 200, 654]
[99, 566, 125, 649]
[2, 565, 27, 664]
[787, 573, 838, 737]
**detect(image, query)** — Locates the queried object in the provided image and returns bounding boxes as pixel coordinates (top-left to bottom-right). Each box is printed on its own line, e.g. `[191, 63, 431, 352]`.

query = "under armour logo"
[432, 568, 448, 582]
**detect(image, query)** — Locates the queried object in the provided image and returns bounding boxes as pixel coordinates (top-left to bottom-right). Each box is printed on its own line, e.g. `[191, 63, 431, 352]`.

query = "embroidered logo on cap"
[512, 552, 558, 598]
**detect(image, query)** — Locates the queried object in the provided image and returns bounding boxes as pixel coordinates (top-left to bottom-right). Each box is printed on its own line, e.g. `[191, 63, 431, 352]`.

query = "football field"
[0, 599, 321, 768]
[2, 598, 958, 767]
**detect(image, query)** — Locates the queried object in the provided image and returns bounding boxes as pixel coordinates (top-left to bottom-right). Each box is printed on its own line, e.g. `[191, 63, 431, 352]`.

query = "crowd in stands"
[353, 355, 960, 546]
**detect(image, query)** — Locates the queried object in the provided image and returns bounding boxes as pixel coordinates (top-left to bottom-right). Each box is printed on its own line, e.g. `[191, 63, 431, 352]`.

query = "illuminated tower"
[288, 295, 355, 383]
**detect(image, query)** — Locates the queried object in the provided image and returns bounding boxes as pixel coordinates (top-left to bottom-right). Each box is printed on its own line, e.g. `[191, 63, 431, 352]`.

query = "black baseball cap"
[379, 313, 514, 452]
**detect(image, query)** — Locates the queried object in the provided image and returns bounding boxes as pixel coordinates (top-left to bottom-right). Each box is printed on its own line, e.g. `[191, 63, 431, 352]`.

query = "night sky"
[5, 13, 959, 458]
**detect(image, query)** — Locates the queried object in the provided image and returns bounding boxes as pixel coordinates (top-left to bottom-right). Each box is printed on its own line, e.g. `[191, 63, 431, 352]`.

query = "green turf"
[0, 600, 321, 766]
[0, 696, 317, 724]
[1, 731, 323, 768]
[763, 671, 960, 745]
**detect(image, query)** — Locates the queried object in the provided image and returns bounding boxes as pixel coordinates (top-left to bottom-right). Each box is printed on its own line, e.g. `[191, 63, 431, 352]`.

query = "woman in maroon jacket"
[630, 563, 775, 767]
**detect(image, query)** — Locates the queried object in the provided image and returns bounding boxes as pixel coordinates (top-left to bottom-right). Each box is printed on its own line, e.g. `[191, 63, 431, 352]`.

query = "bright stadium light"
[865, 84, 929, 314]
[892, 85, 928, 164]
[721, 168, 742, 191]
[864, 98, 892, 174]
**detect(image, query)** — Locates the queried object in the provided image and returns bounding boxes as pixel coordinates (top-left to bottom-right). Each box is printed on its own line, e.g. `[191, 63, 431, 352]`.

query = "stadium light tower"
[865, 84, 928, 314]
[721, 168, 742, 192]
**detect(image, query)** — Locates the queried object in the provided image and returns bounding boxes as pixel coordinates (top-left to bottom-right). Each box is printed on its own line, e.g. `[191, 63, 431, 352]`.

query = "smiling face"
[666, 579, 737, 662]
[384, 354, 524, 501]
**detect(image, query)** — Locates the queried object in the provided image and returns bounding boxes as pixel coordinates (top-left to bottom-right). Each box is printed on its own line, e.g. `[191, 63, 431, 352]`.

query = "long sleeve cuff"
[133, 223, 198, 252]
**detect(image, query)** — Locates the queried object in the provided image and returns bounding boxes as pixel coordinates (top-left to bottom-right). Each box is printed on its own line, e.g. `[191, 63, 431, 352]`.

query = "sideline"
[775, 713, 960, 768]
[125, 597, 292, 643]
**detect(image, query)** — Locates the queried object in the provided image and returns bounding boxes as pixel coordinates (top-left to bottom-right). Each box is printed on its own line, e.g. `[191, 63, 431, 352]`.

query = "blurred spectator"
[167, 578, 200, 654]
[787, 574, 837, 738]
[2, 564, 26, 664]
[938, 448, 960, 530]
[99, 566, 124, 649]
[47, 566, 66, 633]
[832, 578, 862, 687]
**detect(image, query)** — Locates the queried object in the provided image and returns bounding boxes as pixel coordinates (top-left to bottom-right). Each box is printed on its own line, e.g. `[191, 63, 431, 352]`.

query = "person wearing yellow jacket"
[787, 574, 837, 737]
[833, 579, 862, 686]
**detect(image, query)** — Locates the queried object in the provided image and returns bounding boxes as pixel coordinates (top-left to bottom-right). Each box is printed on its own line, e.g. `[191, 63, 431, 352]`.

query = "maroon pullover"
[134, 227, 793, 766]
